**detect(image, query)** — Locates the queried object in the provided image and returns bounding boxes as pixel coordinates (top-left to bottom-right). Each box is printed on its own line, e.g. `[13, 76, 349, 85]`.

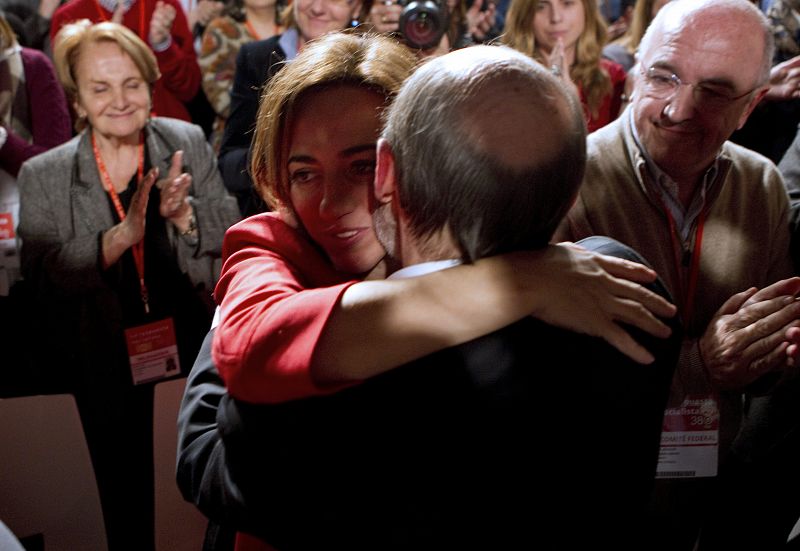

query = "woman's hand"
[37, 0, 61, 19]
[466, 0, 496, 42]
[158, 151, 194, 232]
[368, 0, 402, 34]
[101, 168, 159, 268]
[111, 0, 126, 23]
[189, 0, 225, 30]
[524, 242, 677, 364]
[149, 1, 177, 47]
[544, 38, 579, 95]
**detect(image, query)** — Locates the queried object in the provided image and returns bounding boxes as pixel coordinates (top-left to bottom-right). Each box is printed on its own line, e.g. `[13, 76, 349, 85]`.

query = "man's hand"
[699, 278, 800, 390]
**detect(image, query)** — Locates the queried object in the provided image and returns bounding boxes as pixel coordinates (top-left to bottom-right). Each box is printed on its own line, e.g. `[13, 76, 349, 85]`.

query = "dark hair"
[383, 45, 586, 262]
[251, 31, 417, 207]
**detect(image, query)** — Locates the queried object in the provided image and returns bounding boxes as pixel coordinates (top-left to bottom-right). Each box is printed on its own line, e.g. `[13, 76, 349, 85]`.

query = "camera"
[395, 0, 449, 50]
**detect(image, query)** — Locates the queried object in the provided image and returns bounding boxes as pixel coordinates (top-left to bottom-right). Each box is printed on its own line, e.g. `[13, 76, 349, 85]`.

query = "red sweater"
[581, 58, 627, 134]
[213, 213, 358, 403]
[50, 0, 200, 122]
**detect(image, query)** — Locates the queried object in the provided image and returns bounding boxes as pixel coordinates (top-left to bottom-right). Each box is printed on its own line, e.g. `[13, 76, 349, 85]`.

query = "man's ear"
[737, 86, 769, 130]
[375, 138, 397, 204]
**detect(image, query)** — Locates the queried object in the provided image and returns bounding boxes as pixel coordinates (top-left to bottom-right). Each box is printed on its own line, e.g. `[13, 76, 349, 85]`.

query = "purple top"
[1, 48, 71, 177]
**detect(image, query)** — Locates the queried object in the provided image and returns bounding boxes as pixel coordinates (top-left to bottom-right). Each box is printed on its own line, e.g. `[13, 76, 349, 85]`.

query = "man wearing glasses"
[556, 0, 800, 548]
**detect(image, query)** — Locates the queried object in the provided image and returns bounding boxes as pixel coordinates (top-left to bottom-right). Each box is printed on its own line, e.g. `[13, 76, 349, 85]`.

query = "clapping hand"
[157, 151, 192, 225]
[699, 277, 800, 390]
[765, 55, 800, 102]
[466, 0, 496, 42]
[149, 1, 177, 47]
[191, 0, 225, 30]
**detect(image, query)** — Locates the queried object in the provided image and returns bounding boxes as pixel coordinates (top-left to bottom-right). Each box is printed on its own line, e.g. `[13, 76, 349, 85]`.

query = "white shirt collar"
[388, 259, 462, 279]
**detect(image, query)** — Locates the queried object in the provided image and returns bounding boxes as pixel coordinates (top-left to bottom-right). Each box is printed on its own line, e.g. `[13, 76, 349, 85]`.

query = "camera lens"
[399, 0, 447, 49]
[406, 12, 434, 44]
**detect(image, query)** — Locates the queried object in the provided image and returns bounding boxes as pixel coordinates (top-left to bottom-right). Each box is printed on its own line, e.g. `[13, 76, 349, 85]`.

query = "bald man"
[556, 0, 800, 547]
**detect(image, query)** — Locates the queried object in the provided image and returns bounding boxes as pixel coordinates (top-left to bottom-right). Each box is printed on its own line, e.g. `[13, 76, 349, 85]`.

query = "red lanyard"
[244, 19, 280, 40]
[91, 131, 150, 313]
[661, 203, 707, 330]
[92, 0, 147, 42]
[244, 19, 260, 40]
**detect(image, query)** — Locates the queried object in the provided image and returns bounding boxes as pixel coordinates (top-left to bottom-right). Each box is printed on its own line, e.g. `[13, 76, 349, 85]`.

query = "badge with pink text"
[656, 394, 719, 479]
[124, 318, 180, 385]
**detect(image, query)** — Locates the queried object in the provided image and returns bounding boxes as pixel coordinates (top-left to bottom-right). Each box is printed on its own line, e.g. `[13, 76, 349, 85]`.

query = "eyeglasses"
[640, 66, 760, 108]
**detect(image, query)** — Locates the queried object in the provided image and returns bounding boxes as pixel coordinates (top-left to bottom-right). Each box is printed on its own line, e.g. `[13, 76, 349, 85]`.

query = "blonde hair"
[0, 13, 18, 50]
[53, 20, 160, 109]
[503, 0, 611, 117]
[250, 31, 417, 208]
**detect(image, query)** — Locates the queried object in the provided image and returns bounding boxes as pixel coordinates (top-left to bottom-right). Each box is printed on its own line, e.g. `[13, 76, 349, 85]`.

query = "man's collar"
[279, 28, 299, 62]
[388, 259, 462, 280]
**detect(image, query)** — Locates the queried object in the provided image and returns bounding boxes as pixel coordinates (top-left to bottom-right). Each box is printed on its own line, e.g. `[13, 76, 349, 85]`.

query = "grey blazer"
[18, 117, 241, 299]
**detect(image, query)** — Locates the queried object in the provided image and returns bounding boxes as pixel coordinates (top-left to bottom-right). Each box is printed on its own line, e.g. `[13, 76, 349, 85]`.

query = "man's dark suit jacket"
[177, 239, 682, 550]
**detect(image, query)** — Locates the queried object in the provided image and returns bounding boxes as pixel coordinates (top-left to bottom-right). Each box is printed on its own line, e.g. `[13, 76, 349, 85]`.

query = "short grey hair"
[381, 45, 587, 262]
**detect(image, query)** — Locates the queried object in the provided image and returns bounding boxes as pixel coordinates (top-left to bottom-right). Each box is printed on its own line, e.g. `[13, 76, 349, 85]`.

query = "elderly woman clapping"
[17, 20, 239, 551]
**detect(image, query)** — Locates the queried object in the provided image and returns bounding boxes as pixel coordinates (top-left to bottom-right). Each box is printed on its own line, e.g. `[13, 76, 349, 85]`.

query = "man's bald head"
[381, 45, 587, 262]
[639, 0, 774, 86]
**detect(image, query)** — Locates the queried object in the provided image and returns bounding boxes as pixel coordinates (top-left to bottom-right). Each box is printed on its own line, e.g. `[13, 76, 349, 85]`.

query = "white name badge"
[124, 317, 180, 385]
[656, 394, 719, 479]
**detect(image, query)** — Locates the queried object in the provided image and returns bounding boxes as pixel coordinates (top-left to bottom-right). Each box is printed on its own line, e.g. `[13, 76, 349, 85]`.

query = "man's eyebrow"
[647, 60, 677, 72]
[696, 77, 737, 90]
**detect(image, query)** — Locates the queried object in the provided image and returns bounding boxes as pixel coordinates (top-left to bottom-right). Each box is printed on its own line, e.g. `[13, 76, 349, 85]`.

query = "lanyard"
[244, 19, 261, 40]
[91, 131, 150, 314]
[92, 0, 147, 42]
[660, 202, 707, 331]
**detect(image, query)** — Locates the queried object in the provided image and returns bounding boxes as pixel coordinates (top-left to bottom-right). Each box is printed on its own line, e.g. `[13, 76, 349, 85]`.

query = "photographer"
[367, 0, 499, 53]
